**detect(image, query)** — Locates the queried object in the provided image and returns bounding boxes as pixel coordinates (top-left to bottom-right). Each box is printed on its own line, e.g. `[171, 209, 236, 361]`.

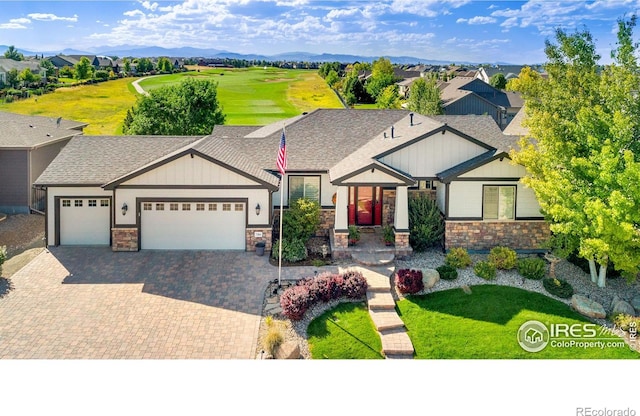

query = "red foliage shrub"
[280, 285, 313, 321]
[395, 269, 424, 294]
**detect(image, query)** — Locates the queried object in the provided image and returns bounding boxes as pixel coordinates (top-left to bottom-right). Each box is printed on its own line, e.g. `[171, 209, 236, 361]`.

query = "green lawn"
[307, 302, 384, 359]
[397, 285, 639, 359]
[307, 286, 639, 359]
[139, 67, 343, 125]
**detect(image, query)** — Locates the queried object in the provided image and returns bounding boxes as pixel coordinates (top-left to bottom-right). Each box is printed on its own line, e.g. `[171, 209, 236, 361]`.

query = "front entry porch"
[329, 226, 406, 265]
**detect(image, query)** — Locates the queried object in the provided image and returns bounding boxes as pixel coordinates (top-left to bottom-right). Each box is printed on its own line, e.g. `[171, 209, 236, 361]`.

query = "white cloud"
[140, 1, 159, 11]
[0, 23, 28, 30]
[11, 18, 31, 24]
[27, 13, 78, 22]
[390, 0, 471, 17]
[457, 16, 497, 25]
[124, 10, 145, 18]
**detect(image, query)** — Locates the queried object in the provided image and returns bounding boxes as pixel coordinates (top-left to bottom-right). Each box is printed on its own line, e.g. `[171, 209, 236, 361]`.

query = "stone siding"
[318, 209, 335, 237]
[382, 189, 395, 226]
[246, 228, 272, 251]
[445, 220, 550, 251]
[393, 230, 412, 259]
[112, 228, 138, 252]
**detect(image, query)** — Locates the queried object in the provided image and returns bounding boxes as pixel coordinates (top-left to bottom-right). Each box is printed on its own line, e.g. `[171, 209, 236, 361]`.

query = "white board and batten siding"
[46, 186, 112, 246]
[379, 130, 488, 178]
[123, 154, 259, 187]
[339, 168, 407, 185]
[447, 181, 542, 219]
[458, 158, 528, 179]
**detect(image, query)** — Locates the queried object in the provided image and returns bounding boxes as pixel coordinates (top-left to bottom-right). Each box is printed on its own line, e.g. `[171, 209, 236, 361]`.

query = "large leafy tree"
[509, 16, 640, 287]
[376, 84, 401, 109]
[365, 57, 397, 100]
[4, 45, 23, 61]
[406, 77, 443, 115]
[123, 77, 226, 135]
[489, 72, 507, 89]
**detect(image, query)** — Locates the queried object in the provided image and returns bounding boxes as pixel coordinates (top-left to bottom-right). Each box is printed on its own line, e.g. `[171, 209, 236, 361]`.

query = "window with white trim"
[483, 185, 516, 220]
[288, 176, 320, 203]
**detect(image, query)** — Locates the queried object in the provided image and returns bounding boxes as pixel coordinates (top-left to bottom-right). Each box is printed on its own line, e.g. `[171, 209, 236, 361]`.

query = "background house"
[0, 58, 42, 85]
[0, 112, 87, 214]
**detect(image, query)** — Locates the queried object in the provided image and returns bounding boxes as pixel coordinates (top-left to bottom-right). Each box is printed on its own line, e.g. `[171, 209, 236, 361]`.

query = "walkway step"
[362, 270, 392, 292]
[380, 328, 414, 356]
[366, 291, 396, 310]
[351, 251, 395, 267]
[369, 310, 405, 331]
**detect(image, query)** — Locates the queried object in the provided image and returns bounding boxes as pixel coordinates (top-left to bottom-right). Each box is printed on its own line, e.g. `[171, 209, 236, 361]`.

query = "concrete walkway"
[131, 75, 159, 96]
[358, 265, 415, 358]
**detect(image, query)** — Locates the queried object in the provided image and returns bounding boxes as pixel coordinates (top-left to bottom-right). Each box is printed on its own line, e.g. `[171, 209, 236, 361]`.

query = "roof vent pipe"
[384, 132, 387, 139]
[391, 125, 395, 138]
[409, 113, 414, 126]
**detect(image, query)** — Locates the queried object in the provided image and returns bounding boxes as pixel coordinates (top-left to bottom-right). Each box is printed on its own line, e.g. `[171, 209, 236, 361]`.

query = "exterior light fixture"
[121, 202, 128, 216]
[255, 203, 261, 216]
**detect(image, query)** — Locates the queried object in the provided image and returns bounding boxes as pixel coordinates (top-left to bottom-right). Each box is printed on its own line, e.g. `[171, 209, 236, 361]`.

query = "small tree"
[408, 194, 444, 251]
[74, 56, 92, 80]
[489, 73, 507, 89]
[407, 77, 443, 115]
[6, 68, 19, 88]
[282, 198, 320, 242]
[4, 45, 23, 61]
[376, 84, 401, 109]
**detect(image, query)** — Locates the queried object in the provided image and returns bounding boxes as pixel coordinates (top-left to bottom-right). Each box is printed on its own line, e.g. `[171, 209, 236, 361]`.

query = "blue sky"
[0, 0, 638, 63]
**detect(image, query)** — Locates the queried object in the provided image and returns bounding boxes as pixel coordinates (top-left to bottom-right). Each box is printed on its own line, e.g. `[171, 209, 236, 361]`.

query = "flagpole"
[277, 124, 286, 288]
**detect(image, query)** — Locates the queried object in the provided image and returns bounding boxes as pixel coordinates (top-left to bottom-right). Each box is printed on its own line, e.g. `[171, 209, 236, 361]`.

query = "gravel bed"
[0, 214, 45, 258]
[396, 249, 640, 319]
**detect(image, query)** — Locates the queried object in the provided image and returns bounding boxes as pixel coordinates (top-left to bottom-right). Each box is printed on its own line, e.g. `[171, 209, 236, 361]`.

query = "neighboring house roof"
[35, 135, 204, 186]
[0, 112, 87, 149]
[0, 58, 41, 73]
[503, 106, 530, 137]
[439, 77, 523, 111]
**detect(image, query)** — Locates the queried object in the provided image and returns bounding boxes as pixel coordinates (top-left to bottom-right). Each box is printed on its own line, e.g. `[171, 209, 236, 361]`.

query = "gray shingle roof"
[35, 135, 203, 186]
[0, 112, 87, 149]
[210, 109, 410, 172]
[503, 106, 530, 136]
[431, 114, 518, 152]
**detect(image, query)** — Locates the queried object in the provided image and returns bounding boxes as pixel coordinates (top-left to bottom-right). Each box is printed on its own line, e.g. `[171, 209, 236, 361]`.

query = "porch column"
[332, 186, 349, 252]
[394, 185, 411, 257]
[334, 186, 349, 231]
[394, 185, 409, 230]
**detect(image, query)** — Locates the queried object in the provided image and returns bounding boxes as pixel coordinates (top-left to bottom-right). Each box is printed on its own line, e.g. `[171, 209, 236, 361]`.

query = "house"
[47, 55, 118, 73]
[396, 77, 420, 99]
[439, 77, 523, 129]
[0, 58, 42, 85]
[35, 109, 549, 255]
[475, 65, 545, 84]
[0, 112, 87, 214]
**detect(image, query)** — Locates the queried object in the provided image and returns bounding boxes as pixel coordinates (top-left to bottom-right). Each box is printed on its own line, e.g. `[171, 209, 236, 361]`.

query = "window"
[74, 200, 83, 207]
[289, 176, 320, 203]
[410, 180, 435, 190]
[88, 200, 97, 207]
[209, 203, 217, 211]
[222, 203, 231, 211]
[170, 203, 178, 211]
[100, 200, 109, 207]
[182, 203, 191, 211]
[156, 203, 164, 211]
[483, 186, 516, 220]
[234, 204, 243, 211]
[143, 203, 152, 211]
[62, 199, 71, 207]
[196, 203, 205, 211]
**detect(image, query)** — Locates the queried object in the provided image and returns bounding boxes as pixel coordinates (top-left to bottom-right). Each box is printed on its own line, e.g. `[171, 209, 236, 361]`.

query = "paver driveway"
[0, 247, 278, 359]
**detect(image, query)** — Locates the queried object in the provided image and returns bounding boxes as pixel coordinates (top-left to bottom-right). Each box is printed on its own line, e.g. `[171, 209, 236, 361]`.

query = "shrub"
[612, 314, 640, 332]
[311, 259, 327, 267]
[445, 247, 472, 269]
[517, 257, 547, 280]
[436, 264, 458, 280]
[94, 70, 110, 81]
[348, 225, 360, 244]
[395, 269, 424, 294]
[280, 285, 313, 320]
[488, 246, 517, 270]
[271, 238, 307, 263]
[340, 270, 368, 299]
[280, 270, 367, 320]
[0, 245, 5, 275]
[542, 278, 574, 299]
[4, 95, 13, 103]
[474, 261, 496, 280]
[408, 194, 444, 251]
[282, 198, 320, 241]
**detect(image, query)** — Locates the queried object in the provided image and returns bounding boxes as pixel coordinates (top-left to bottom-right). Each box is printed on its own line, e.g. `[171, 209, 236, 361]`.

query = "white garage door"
[60, 198, 111, 245]
[141, 201, 246, 250]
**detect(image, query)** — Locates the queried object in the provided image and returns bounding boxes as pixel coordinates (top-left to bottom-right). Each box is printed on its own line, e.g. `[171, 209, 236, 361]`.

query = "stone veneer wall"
[382, 189, 396, 226]
[246, 228, 272, 251]
[112, 228, 138, 252]
[394, 230, 412, 259]
[445, 220, 550, 251]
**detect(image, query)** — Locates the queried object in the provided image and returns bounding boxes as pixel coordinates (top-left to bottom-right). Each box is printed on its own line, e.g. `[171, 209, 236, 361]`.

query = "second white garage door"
[140, 201, 246, 250]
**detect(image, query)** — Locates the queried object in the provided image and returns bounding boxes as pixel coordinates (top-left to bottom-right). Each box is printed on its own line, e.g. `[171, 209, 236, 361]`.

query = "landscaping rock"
[422, 269, 440, 289]
[612, 300, 636, 317]
[571, 295, 606, 319]
[611, 294, 621, 310]
[631, 295, 640, 313]
[274, 341, 300, 359]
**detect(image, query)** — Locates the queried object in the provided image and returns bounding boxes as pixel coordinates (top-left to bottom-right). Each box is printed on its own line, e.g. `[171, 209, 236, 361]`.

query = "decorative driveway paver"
[0, 247, 276, 359]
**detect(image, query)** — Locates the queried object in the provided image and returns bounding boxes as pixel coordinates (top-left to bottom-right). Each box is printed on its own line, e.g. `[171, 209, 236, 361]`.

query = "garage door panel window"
[483, 185, 516, 220]
[235, 204, 243, 211]
[62, 199, 70, 207]
[196, 203, 204, 211]
[182, 203, 191, 211]
[100, 200, 109, 207]
[170, 203, 178, 211]
[289, 176, 320, 203]
[156, 203, 164, 211]
[209, 203, 217, 211]
[143, 203, 152, 211]
[223, 203, 231, 211]
[74, 200, 83, 207]
[89, 200, 97, 207]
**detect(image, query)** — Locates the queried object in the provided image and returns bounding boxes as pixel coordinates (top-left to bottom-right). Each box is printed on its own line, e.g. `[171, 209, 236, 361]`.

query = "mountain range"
[1, 44, 485, 66]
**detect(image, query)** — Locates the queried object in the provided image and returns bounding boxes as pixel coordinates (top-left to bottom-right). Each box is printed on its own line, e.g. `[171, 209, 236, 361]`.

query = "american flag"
[277, 130, 287, 175]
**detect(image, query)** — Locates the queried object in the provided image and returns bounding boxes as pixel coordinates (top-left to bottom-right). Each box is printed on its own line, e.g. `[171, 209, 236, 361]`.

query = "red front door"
[348, 187, 382, 226]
